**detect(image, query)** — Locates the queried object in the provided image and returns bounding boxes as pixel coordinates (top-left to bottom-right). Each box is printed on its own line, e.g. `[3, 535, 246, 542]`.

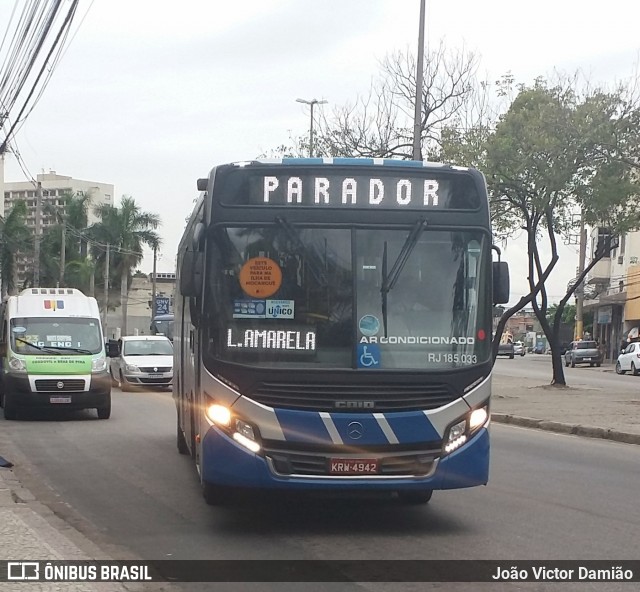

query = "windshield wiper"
[34, 345, 93, 355]
[275, 216, 328, 287]
[380, 218, 428, 337]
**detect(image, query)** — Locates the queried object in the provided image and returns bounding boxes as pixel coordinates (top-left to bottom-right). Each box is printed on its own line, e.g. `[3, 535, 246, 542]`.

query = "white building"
[3, 171, 114, 287]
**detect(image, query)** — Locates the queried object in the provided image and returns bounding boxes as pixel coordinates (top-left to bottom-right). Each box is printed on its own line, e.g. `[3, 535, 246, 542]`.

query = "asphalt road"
[2, 371, 639, 591]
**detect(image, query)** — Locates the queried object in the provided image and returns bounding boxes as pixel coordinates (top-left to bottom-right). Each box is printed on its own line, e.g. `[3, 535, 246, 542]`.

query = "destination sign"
[218, 169, 480, 210]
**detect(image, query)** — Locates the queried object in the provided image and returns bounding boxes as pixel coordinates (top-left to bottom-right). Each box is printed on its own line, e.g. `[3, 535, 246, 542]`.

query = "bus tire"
[202, 482, 230, 506]
[177, 417, 189, 455]
[3, 394, 18, 420]
[96, 396, 111, 419]
[398, 489, 433, 505]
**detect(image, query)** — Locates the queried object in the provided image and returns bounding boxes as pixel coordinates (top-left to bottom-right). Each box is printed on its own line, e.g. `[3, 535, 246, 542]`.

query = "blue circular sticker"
[255, 301, 265, 314]
[359, 315, 380, 336]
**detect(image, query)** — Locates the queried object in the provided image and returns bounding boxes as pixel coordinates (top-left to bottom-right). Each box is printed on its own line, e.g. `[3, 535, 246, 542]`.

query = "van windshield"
[10, 317, 103, 355]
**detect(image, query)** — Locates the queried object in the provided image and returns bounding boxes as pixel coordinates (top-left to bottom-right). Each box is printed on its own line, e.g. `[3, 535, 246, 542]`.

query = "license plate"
[329, 458, 379, 475]
[147, 373, 163, 378]
[50, 396, 71, 404]
[583, 357, 591, 361]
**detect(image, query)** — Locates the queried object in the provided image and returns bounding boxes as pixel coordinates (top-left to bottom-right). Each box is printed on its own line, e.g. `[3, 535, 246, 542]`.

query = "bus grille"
[35, 379, 85, 392]
[264, 446, 440, 477]
[248, 381, 456, 412]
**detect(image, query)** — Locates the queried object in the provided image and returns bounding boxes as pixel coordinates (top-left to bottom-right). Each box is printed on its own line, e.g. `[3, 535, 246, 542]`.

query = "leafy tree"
[90, 196, 161, 335]
[0, 200, 32, 297]
[480, 81, 640, 385]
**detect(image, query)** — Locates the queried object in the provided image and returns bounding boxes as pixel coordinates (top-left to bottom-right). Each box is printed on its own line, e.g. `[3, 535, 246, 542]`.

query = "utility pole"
[103, 243, 110, 336]
[59, 218, 66, 287]
[34, 182, 42, 288]
[152, 247, 157, 321]
[574, 210, 587, 340]
[412, 0, 426, 161]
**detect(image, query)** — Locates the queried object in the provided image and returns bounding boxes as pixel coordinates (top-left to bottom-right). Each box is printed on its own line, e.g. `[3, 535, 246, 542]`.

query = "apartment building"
[3, 171, 114, 286]
[584, 228, 640, 360]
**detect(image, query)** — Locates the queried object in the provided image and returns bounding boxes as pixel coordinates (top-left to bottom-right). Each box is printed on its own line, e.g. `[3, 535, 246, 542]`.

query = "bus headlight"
[204, 403, 261, 453]
[92, 356, 107, 373]
[443, 404, 489, 455]
[205, 403, 231, 427]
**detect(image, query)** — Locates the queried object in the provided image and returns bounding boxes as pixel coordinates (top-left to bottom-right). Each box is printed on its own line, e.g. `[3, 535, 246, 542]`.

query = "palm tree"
[40, 190, 93, 289]
[0, 200, 32, 297]
[90, 196, 161, 335]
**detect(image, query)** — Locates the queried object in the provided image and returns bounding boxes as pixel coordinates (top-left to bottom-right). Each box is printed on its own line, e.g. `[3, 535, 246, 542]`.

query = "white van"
[0, 288, 115, 420]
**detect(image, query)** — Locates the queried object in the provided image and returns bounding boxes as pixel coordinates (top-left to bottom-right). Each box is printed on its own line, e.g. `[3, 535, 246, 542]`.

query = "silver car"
[564, 340, 602, 368]
[110, 335, 173, 391]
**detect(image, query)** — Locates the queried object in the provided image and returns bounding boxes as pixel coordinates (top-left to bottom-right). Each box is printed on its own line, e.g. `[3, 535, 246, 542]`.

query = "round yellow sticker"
[239, 257, 282, 298]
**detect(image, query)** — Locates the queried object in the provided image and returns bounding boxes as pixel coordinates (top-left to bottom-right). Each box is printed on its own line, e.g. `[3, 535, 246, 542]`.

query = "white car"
[616, 342, 640, 375]
[513, 342, 525, 356]
[110, 335, 173, 391]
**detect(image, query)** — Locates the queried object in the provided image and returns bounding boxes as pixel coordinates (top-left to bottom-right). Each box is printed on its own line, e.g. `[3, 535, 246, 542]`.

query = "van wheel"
[631, 362, 639, 376]
[96, 396, 111, 419]
[616, 362, 626, 374]
[398, 490, 433, 505]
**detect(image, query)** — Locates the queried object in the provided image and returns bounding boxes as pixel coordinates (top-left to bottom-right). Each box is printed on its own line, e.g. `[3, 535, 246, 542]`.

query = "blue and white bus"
[174, 158, 509, 505]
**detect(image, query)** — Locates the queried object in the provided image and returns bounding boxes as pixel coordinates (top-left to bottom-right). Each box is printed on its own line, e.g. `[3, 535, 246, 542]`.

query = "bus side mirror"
[493, 261, 510, 304]
[180, 251, 203, 298]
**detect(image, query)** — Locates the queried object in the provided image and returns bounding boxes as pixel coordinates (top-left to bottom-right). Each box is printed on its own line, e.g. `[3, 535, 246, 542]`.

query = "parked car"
[110, 335, 173, 391]
[513, 341, 525, 356]
[616, 342, 640, 375]
[564, 340, 602, 368]
[497, 340, 515, 359]
[533, 343, 546, 354]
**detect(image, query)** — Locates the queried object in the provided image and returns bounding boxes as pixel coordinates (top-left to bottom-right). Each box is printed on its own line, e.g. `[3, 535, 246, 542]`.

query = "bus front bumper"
[2, 372, 111, 410]
[201, 425, 489, 492]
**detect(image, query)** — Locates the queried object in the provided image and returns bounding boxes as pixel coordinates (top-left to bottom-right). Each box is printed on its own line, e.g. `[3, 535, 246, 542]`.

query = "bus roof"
[7, 288, 100, 318]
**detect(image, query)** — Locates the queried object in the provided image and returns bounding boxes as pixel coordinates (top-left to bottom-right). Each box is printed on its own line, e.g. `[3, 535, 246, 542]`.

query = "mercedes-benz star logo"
[347, 421, 364, 440]
[56, 381, 64, 389]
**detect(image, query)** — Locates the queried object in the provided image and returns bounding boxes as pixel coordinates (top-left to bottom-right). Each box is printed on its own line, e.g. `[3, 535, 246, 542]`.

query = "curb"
[492, 414, 640, 445]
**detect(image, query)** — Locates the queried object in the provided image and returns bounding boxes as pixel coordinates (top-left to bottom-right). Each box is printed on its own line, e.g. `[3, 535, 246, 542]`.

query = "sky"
[2, 0, 640, 304]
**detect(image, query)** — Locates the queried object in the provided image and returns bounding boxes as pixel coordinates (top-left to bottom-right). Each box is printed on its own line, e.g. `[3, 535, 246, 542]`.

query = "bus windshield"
[10, 317, 103, 355]
[203, 225, 490, 370]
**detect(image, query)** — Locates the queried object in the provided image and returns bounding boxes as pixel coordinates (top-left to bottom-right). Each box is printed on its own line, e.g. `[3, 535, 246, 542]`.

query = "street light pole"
[412, 0, 426, 161]
[296, 98, 327, 156]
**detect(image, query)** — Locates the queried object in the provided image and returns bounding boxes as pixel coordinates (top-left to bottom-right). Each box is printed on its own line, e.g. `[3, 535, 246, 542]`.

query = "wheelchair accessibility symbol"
[357, 344, 381, 368]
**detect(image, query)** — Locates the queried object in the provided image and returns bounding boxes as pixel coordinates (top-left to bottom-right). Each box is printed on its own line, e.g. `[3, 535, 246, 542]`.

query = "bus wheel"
[397, 490, 433, 505]
[96, 396, 111, 419]
[202, 482, 230, 506]
[177, 417, 189, 455]
[3, 394, 17, 420]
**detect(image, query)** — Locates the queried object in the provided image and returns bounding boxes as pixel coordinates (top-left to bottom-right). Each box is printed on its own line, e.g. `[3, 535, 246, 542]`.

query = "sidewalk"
[491, 362, 640, 444]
